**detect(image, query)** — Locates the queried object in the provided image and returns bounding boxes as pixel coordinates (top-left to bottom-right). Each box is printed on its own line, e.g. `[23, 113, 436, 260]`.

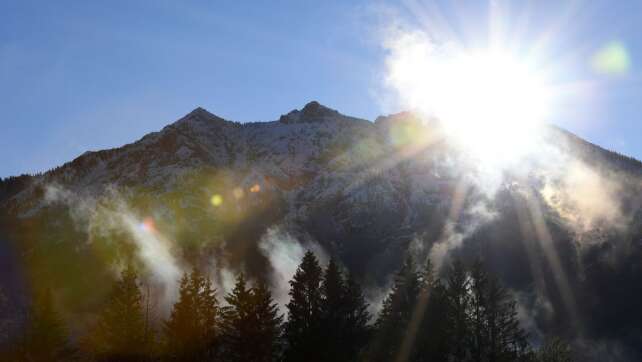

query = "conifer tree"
[341, 272, 371, 361]
[164, 273, 198, 359]
[221, 273, 253, 362]
[164, 268, 220, 360]
[469, 260, 489, 362]
[484, 274, 530, 361]
[92, 266, 149, 361]
[445, 258, 472, 361]
[415, 258, 450, 361]
[370, 255, 420, 361]
[222, 274, 283, 362]
[536, 337, 572, 362]
[20, 288, 69, 361]
[319, 257, 345, 361]
[284, 251, 323, 362]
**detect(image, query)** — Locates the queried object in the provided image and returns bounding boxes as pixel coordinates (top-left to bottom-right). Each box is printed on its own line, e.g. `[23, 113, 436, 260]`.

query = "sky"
[2, 0, 642, 178]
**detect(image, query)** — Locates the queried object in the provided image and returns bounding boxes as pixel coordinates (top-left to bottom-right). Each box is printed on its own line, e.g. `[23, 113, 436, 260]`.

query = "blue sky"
[2, 0, 642, 178]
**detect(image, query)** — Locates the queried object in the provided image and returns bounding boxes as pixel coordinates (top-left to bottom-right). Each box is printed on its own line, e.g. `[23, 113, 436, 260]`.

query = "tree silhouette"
[339, 271, 371, 361]
[370, 255, 420, 361]
[164, 268, 220, 360]
[445, 258, 472, 361]
[249, 281, 284, 361]
[284, 251, 324, 362]
[222, 274, 283, 362]
[536, 337, 572, 362]
[90, 266, 150, 361]
[414, 258, 450, 361]
[319, 257, 345, 361]
[19, 287, 69, 361]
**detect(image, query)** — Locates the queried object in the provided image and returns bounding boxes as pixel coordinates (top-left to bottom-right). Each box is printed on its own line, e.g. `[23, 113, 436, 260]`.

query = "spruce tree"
[221, 273, 253, 362]
[222, 274, 283, 362]
[284, 251, 323, 362]
[415, 258, 450, 361]
[469, 260, 489, 362]
[370, 255, 420, 361]
[164, 268, 220, 360]
[341, 272, 371, 361]
[319, 257, 345, 361]
[20, 288, 69, 361]
[249, 281, 283, 361]
[92, 266, 149, 361]
[445, 258, 471, 361]
[536, 337, 572, 362]
[484, 274, 530, 361]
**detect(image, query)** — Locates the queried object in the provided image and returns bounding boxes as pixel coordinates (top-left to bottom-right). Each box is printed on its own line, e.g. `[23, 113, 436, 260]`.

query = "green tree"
[370, 255, 420, 361]
[319, 257, 346, 361]
[535, 337, 572, 362]
[164, 268, 220, 360]
[340, 272, 371, 361]
[91, 266, 149, 361]
[250, 281, 284, 361]
[414, 258, 450, 361]
[222, 274, 283, 362]
[484, 275, 530, 361]
[20, 288, 69, 361]
[284, 251, 324, 362]
[445, 258, 471, 361]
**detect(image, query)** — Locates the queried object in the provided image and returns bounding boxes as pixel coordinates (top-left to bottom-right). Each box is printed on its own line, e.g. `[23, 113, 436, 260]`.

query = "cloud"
[258, 226, 327, 313]
[540, 159, 626, 233]
[44, 184, 182, 308]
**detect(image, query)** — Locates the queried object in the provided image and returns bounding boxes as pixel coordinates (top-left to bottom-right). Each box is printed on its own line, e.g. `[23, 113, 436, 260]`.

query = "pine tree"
[20, 288, 69, 361]
[284, 251, 324, 362]
[319, 257, 345, 361]
[445, 258, 472, 361]
[370, 255, 420, 361]
[249, 281, 283, 361]
[222, 274, 283, 362]
[536, 337, 572, 362]
[318, 258, 371, 361]
[199, 273, 221, 359]
[341, 272, 371, 361]
[91, 266, 149, 361]
[164, 273, 198, 359]
[484, 274, 530, 361]
[469, 260, 489, 362]
[415, 258, 450, 361]
[164, 268, 220, 360]
[221, 273, 253, 362]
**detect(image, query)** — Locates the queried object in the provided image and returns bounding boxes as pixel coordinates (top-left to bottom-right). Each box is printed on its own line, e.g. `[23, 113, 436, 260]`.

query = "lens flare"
[591, 41, 630, 76]
[385, 32, 554, 167]
[233, 187, 245, 199]
[139, 217, 156, 233]
[210, 194, 223, 207]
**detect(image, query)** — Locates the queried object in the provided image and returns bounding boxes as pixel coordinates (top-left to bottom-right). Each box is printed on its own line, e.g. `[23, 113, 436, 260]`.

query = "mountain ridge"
[2, 101, 642, 360]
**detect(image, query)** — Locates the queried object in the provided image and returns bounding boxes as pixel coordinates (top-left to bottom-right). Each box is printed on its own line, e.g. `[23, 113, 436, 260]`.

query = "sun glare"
[387, 35, 553, 166]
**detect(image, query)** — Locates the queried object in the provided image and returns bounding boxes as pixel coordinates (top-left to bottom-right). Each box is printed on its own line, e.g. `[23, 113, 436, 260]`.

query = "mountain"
[1, 101, 642, 360]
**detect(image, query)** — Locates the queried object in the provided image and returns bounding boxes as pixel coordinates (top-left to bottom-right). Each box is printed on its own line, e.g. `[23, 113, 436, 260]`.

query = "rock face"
[2, 101, 642, 360]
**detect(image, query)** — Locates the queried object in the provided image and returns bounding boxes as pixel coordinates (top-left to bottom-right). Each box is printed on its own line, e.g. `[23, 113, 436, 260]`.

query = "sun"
[386, 36, 553, 167]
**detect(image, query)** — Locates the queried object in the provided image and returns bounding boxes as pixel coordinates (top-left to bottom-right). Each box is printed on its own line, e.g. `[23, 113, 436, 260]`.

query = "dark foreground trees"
[1, 251, 573, 361]
[284, 254, 371, 362]
[88, 266, 152, 361]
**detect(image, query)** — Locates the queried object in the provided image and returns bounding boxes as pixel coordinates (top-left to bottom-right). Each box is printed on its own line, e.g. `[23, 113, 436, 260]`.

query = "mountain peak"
[279, 101, 342, 124]
[171, 107, 228, 129]
[185, 106, 218, 120]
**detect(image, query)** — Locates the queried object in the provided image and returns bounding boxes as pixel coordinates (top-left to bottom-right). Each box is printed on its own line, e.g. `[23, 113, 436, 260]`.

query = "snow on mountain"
[2, 101, 642, 359]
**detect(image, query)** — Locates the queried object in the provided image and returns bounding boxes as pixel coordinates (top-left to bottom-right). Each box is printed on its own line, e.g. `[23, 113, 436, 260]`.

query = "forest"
[0, 251, 572, 361]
